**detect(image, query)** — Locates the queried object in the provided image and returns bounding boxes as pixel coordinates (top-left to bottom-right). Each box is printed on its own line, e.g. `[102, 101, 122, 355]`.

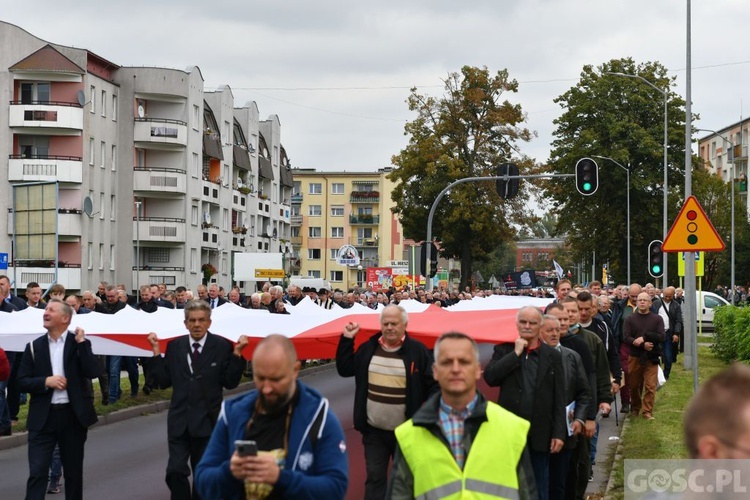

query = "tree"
[389, 66, 536, 288]
[538, 58, 688, 285]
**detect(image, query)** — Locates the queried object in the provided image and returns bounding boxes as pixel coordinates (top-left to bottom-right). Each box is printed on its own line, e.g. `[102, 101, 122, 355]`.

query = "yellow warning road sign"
[662, 196, 725, 252]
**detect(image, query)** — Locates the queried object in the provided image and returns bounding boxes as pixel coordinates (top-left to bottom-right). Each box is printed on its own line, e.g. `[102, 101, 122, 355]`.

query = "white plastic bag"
[657, 364, 667, 390]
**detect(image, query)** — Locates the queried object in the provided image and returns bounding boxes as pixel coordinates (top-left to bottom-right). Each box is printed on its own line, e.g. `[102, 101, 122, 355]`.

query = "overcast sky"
[3, 1, 749, 172]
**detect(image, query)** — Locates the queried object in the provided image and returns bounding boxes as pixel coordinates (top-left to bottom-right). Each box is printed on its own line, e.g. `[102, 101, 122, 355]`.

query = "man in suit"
[17, 299, 101, 500]
[147, 300, 248, 499]
[206, 283, 227, 310]
[484, 305, 566, 500]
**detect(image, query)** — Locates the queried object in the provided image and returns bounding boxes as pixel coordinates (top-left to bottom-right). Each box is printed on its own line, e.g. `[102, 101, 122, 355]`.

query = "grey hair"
[184, 299, 211, 320]
[381, 304, 408, 326]
[433, 332, 479, 363]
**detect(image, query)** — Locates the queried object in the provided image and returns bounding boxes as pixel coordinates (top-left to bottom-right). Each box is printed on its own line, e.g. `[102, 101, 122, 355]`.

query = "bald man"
[195, 335, 348, 499]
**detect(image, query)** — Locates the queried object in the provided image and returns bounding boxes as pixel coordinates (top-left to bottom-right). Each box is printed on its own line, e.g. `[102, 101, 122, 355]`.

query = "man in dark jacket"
[336, 304, 437, 500]
[484, 305, 566, 500]
[17, 300, 101, 499]
[95, 285, 132, 404]
[147, 300, 248, 500]
[651, 286, 683, 379]
[624, 292, 664, 421]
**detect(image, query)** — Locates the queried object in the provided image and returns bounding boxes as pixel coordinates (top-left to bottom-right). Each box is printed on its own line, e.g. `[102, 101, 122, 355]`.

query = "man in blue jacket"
[195, 334, 348, 499]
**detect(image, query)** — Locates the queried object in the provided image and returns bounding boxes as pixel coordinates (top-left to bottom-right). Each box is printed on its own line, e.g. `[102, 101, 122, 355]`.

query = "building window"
[112, 94, 117, 121]
[309, 227, 321, 238]
[99, 244, 104, 270]
[100, 141, 105, 168]
[111, 145, 117, 171]
[331, 183, 344, 194]
[222, 209, 229, 231]
[192, 153, 200, 178]
[101, 90, 106, 117]
[110, 195, 115, 221]
[331, 227, 344, 238]
[223, 121, 230, 145]
[110, 244, 115, 270]
[87, 242, 93, 270]
[309, 205, 322, 216]
[291, 226, 300, 238]
[20, 82, 50, 104]
[99, 193, 105, 220]
[308, 249, 321, 260]
[330, 249, 338, 260]
[191, 248, 197, 272]
[193, 105, 200, 130]
[309, 183, 322, 195]
[89, 138, 95, 166]
[191, 204, 199, 226]
[331, 206, 344, 217]
[308, 270, 321, 278]
[149, 248, 170, 263]
[330, 270, 343, 282]
[90, 85, 95, 114]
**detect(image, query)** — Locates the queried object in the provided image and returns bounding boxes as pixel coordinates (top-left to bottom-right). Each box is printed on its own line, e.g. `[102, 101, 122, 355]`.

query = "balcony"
[134, 118, 188, 148]
[350, 191, 380, 203]
[133, 217, 186, 243]
[291, 193, 303, 204]
[350, 236, 378, 247]
[6, 263, 82, 289]
[132, 268, 185, 288]
[231, 190, 247, 212]
[7, 209, 83, 240]
[734, 144, 748, 161]
[349, 214, 380, 225]
[8, 155, 83, 183]
[291, 236, 302, 246]
[201, 225, 219, 248]
[9, 101, 83, 132]
[291, 215, 303, 226]
[134, 167, 186, 195]
[202, 180, 221, 204]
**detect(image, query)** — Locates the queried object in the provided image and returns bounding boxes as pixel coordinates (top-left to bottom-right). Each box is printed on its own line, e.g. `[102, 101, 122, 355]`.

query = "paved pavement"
[586, 391, 625, 497]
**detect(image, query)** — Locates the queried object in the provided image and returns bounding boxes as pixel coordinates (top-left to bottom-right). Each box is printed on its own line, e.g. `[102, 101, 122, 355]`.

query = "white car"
[696, 291, 729, 333]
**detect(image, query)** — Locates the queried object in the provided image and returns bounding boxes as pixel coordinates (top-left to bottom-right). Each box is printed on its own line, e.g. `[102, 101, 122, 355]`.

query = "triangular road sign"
[662, 195, 725, 252]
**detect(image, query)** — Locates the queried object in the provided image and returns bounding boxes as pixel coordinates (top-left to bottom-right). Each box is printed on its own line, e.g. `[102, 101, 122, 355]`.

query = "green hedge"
[712, 305, 750, 363]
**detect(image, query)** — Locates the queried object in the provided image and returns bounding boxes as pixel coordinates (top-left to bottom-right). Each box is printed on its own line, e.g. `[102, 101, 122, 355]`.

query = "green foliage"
[389, 66, 537, 288]
[538, 57, 688, 285]
[712, 305, 750, 363]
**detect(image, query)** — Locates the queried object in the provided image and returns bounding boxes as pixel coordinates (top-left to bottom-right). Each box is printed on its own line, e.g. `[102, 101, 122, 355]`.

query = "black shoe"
[0, 427, 11, 436]
[621, 404, 631, 413]
[589, 468, 594, 482]
[142, 385, 151, 396]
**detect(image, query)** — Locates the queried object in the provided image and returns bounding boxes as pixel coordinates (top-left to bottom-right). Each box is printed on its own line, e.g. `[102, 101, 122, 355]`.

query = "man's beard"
[259, 391, 291, 414]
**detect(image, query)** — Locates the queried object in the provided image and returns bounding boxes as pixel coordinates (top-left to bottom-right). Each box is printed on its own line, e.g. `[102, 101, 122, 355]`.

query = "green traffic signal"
[648, 240, 664, 278]
[575, 158, 599, 196]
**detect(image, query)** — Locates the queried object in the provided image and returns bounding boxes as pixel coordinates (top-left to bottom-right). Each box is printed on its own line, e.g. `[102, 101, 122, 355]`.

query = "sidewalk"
[586, 392, 626, 498]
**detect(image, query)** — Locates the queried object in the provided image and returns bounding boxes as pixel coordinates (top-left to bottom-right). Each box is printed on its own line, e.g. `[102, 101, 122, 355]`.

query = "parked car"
[696, 291, 729, 333]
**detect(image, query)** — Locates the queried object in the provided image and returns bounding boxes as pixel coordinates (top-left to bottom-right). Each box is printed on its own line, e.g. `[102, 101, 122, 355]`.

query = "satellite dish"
[203, 212, 211, 224]
[83, 196, 95, 218]
[76, 90, 86, 107]
[237, 178, 244, 188]
[137, 105, 145, 118]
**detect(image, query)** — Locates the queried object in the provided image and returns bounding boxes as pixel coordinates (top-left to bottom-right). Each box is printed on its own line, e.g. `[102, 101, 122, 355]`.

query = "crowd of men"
[0, 273, 705, 499]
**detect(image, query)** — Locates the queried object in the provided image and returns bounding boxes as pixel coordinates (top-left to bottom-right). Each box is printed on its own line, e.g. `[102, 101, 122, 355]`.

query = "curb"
[603, 410, 631, 497]
[0, 362, 336, 452]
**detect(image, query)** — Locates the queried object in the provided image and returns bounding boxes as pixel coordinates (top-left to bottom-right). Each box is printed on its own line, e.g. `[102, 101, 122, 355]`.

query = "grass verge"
[605, 347, 729, 499]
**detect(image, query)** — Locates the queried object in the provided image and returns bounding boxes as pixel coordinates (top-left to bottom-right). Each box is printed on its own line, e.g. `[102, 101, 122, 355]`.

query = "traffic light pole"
[424, 173, 574, 278]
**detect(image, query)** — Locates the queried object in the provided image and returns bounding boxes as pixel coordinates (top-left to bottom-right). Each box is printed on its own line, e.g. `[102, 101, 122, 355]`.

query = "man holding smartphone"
[195, 334, 348, 499]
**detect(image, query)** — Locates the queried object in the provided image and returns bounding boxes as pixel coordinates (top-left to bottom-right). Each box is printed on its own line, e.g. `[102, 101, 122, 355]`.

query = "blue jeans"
[107, 356, 140, 402]
[590, 420, 600, 464]
[0, 380, 9, 432]
[50, 444, 62, 483]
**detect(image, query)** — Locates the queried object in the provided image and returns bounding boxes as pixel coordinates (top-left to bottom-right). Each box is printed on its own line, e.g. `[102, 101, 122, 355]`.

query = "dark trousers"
[166, 430, 210, 500]
[565, 435, 590, 500]
[7, 351, 22, 419]
[26, 405, 88, 500]
[529, 448, 550, 500]
[362, 427, 397, 500]
[618, 343, 630, 406]
[663, 338, 677, 378]
[549, 447, 573, 500]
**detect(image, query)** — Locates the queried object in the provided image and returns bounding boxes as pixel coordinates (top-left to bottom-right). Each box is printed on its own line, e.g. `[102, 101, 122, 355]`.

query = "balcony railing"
[9, 101, 83, 130]
[350, 237, 377, 246]
[134, 167, 186, 194]
[350, 191, 380, 203]
[8, 155, 83, 183]
[291, 215, 303, 226]
[291, 193, 303, 204]
[349, 214, 380, 224]
[133, 217, 186, 242]
[134, 118, 188, 147]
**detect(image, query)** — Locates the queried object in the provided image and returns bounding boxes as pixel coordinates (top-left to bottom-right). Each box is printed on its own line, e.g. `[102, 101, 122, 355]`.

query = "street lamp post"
[696, 129, 735, 301]
[606, 72, 669, 286]
[592, 155, 631, 284]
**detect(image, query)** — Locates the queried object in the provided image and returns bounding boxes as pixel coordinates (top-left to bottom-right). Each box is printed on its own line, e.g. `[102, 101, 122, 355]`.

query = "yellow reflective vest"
[394, 401, 530, 500]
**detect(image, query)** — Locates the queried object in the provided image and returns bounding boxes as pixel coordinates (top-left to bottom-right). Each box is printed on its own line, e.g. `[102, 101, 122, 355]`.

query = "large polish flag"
[0, 295, 551, 359]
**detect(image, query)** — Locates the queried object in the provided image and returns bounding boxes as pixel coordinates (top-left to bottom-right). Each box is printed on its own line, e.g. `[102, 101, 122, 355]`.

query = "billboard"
[366, 267, 424, 291]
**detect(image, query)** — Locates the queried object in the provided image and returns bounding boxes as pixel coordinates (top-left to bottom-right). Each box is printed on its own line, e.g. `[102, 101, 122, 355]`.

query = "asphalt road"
[0, 344, 622, 499]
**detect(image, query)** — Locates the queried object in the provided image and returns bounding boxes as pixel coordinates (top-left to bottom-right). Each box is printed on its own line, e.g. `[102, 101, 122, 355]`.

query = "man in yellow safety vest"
[387, 332, 537, 499]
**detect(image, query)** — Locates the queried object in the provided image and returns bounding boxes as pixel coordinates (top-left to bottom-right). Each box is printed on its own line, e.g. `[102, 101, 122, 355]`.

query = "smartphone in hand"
[235, 440, 258, 457]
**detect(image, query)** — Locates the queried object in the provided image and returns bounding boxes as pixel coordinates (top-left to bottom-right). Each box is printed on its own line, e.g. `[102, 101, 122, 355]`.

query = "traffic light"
[496, 163, 519, 199]
[420, 242, 438, 278]
[575, 157, 599, 196]
[648, 240, 664, 278]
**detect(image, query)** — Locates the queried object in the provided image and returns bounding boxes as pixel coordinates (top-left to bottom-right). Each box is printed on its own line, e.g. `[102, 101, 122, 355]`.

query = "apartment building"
[0, 21, 293, 294]
[290, 168, 405, 290]
[698, 121, 749, 219]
